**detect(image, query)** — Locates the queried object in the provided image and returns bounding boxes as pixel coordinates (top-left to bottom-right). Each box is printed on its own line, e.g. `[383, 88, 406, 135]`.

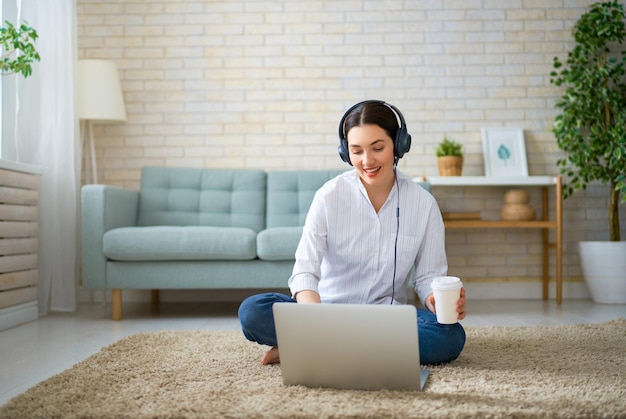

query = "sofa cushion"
[103, 226, 257, 261]
[256, 227, 303, 261]
[137, 167, 266, 232]
[266, 169, 346, 228]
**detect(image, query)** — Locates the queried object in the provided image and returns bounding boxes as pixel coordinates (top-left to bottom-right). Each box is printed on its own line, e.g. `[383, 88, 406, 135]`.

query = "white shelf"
[412, 175, 564, 303]
[417, 176, 558, 186]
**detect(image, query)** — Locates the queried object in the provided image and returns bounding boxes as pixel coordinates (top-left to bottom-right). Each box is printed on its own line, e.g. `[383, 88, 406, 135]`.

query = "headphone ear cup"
[394, 130, 411, 159]
[338, 140, 352, 165]
[385, 102, 410, 160]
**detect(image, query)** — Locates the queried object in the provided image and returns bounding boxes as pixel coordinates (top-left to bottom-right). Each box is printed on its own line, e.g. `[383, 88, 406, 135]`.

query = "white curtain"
[6, 1, 79, 313]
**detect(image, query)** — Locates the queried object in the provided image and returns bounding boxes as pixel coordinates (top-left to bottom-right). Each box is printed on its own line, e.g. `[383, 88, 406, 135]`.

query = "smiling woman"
[339, 101, 412, 211]
[239, 100, 467, 367]
[345, 125, 396, 211]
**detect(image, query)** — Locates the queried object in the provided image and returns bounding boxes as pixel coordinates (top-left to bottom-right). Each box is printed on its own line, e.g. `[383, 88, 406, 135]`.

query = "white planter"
[578, 241, 626, 304]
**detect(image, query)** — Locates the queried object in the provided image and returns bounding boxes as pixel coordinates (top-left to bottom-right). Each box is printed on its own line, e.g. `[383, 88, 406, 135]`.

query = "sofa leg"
[151, 290, 160, 304]
[112, 289, 122, 321]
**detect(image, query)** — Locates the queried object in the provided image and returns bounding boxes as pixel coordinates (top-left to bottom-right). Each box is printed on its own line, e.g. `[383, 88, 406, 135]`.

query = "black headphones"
[337, 100, 411, 165]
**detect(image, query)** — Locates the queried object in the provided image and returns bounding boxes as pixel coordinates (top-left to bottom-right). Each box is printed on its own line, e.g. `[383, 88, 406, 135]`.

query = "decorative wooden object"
[500, 189, 536, 221]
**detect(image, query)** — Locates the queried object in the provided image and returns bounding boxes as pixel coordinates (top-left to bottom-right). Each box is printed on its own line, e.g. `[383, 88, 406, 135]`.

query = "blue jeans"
[238, 292, 466, 365]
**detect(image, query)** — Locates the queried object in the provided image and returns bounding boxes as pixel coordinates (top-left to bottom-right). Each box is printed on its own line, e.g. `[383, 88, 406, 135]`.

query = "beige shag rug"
[1, 319, 625, 419]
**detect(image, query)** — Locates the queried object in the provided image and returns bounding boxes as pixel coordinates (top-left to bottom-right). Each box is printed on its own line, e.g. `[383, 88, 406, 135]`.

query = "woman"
[238, 100, 466, 365]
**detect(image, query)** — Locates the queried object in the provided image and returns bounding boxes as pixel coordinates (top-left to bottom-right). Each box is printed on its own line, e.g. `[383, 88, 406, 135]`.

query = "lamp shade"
[77, 59, 126, 122]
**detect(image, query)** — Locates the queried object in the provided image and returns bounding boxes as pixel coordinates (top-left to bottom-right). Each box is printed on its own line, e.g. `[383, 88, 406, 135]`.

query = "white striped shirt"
[288, 169, 448, 306]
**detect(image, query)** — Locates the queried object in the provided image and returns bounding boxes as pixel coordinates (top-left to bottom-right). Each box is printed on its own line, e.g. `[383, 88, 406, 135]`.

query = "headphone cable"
[391, 167, 400, 304]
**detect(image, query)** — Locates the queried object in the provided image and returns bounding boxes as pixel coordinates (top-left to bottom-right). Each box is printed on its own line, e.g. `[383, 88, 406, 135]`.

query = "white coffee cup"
[431, 276, 463, 324]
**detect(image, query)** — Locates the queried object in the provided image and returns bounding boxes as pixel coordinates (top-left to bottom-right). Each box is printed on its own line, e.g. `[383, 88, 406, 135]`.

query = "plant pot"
[578, 241, 626, 304]
[437, 156, 463, 176]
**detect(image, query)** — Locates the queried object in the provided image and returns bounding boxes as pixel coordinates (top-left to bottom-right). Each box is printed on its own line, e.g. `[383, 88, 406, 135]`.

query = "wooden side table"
[422, 176, 563, 304]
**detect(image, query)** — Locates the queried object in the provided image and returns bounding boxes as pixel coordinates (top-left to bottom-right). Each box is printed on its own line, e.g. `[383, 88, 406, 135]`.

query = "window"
[1, 0, 18, 159]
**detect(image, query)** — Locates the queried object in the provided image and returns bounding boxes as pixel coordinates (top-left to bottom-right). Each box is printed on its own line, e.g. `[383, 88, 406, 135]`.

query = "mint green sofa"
[81, 166, 345, 320]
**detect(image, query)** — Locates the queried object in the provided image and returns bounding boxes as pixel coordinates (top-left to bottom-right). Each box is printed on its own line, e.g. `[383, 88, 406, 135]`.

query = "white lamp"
[77, 59, 126, 183]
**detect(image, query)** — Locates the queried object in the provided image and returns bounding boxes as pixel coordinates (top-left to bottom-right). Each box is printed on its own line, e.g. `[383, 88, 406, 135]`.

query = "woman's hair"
[342, 101, 399, 141]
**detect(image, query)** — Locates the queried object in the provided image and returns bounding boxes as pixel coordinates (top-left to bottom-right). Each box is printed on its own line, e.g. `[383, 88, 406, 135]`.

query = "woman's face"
[346, 124, 396, 189]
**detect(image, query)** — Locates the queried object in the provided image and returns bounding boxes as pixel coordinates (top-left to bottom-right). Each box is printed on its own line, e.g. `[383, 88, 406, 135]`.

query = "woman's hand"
[426, 288, 467, 321]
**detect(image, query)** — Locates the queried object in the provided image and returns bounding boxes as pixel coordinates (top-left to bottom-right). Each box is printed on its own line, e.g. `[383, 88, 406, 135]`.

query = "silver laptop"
[272, 303, 429, 391]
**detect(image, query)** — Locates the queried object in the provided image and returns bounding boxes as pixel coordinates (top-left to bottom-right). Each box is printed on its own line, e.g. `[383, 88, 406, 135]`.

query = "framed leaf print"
[481, 128, 528, 177]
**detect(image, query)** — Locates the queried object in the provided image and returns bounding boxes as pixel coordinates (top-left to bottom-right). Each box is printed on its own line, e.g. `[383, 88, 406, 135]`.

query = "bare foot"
[260, 347, 280, 365]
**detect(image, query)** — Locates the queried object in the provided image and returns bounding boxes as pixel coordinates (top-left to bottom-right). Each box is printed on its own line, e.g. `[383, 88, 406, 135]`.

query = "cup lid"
[430, 276, 463, 291]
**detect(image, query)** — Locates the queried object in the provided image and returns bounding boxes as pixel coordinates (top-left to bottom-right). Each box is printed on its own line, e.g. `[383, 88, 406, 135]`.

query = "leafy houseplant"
[550, 0, 625, 242]
[435, 136, 463, 158]
[436, 136, 463, 176]
[0, 20, 40, 77]
[550, 0, 626, 303]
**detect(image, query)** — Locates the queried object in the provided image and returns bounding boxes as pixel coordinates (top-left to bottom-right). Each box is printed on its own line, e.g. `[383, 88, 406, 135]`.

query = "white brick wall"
[77, 0, 625, 288]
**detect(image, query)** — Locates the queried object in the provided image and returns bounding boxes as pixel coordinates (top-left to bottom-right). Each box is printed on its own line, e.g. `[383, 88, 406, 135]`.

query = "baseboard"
[78, 283, 590, 303]
[0, 301, 38, 332]
[78, 288, 290, 304]
[463, 282, 591, 300]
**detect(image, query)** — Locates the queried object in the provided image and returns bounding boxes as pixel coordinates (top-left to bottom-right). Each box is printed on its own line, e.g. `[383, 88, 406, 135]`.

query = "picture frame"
[481, 128, 528, 177]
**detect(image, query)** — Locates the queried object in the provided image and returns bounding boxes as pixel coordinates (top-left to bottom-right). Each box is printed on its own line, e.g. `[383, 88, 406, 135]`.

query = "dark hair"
[342, 101, 399, 141]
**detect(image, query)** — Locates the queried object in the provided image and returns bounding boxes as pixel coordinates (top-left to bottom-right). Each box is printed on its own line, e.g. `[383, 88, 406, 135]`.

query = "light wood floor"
[1, 300, 624, 406]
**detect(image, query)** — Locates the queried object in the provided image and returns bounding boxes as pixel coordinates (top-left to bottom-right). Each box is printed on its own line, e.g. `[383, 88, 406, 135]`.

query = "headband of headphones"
[337, 100, 411, 165]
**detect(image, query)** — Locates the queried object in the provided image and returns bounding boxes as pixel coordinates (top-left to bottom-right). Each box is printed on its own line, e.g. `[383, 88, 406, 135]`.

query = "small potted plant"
[550, 0, 626, 303]
[436, 136, 463, 176]
[0, 20, 40, 77]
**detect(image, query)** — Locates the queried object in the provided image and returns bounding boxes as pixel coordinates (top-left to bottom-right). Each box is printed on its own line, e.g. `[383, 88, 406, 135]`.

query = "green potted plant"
[435, 136, 464, 176]
[1, 20, 40, 77]
[550, 0, 626, 303]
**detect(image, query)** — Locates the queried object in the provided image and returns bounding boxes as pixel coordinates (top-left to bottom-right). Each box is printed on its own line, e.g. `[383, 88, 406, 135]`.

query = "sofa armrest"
[81, 185, 139, 289]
